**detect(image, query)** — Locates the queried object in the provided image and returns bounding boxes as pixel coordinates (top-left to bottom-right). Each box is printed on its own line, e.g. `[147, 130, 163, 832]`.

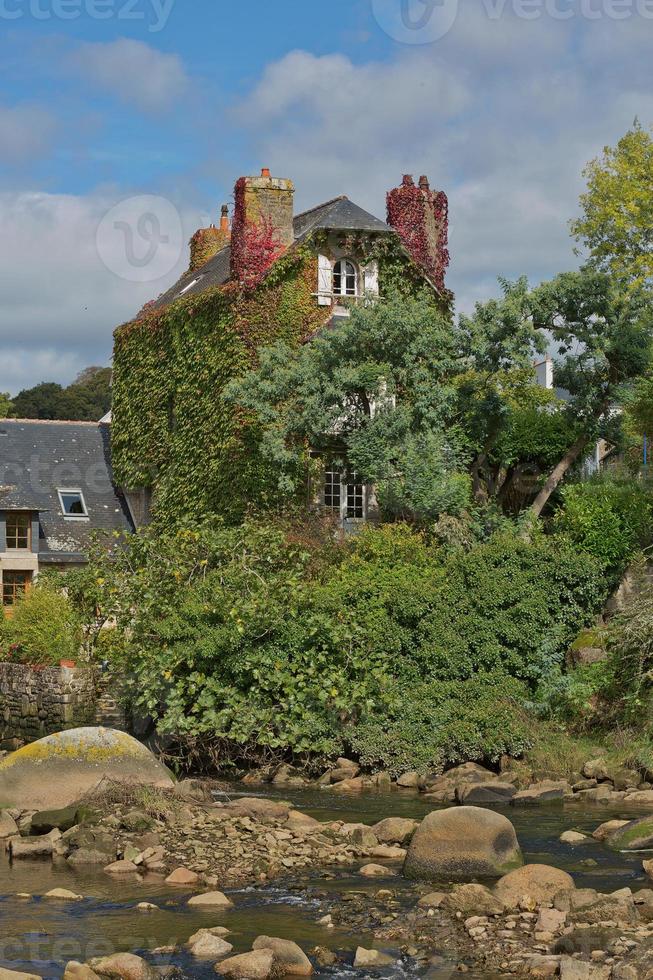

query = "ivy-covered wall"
[112, 233, 450, 524]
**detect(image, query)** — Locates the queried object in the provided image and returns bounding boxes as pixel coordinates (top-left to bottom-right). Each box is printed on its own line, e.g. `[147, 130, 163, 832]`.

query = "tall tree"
[0, 393, 13, 419]
[11, 367, 111, 421]
[571, 123, 653, 291]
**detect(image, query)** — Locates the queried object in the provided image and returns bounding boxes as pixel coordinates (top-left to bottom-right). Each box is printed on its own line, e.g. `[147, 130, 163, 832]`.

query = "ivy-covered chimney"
[230, 168, 295, 288]
[188, 205, 231, 272]
[386, 174, 449, 292]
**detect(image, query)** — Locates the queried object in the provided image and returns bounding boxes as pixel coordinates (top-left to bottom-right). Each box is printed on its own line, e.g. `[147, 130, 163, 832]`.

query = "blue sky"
[1, 0, 652, 394]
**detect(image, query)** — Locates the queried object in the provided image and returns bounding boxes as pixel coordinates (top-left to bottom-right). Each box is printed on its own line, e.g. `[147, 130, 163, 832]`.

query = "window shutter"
[317, 254, 332, 305]
[363, 260, 379, 297]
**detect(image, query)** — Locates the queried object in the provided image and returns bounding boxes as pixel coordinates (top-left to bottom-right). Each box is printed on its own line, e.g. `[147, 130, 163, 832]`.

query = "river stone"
[31, 805, 80, 834]
[592, 819, 629, 841]
[353, 948, 396, 968]
[403, 806, 522, 881]
[560, 956, 611, 980]
[10, 834, 56, 858]
[0, 810, 18, 838]
[187, 890, 234, 908]
[216, 950, 277, 979]
[253, 936, 313, 976]
[103, 859, 139, 874]
[456, 781, 516, 804]
[0, 728, 174, 809]
[187, 931, 233, 959]
[495, 864, 575, 907]
[607, 816, 653, 851]
[165, 867, 200, 885]
[441, 883, 505, 916]
[63, 963, 101, 980]
[89, 953, 158, 980]
[221, 798, 291, 821]
[371, 817, 418, 844]
[359, 863, 396, 877]
[44, 888, 83, 901]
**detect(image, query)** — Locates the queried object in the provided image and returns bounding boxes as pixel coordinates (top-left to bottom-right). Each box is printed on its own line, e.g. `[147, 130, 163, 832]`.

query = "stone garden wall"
[0, 662, 98, 749]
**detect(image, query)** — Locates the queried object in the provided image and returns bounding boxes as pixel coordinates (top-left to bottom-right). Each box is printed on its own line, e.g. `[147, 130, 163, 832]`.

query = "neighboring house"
[111, 169, 450, 527]
[0, 419, 133, 614]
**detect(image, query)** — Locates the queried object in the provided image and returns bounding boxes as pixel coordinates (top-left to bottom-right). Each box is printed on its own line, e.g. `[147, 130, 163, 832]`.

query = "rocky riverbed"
[0, 765, 653, 980]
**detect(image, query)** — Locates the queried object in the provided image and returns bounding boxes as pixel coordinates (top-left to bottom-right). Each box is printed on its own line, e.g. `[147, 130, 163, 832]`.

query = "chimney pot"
[261, 167, 271, 178]
[419, 175, 430, 190]
[220, 204, 230, 233]
[402, 174, 414, 187]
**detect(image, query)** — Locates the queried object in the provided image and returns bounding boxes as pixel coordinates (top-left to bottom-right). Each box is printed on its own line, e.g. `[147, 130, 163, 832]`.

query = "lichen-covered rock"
[495, 864, 574, 908]
[403, 806, 522, 881]
[0, 728, 174, 809]
[607, 816, 653, 851]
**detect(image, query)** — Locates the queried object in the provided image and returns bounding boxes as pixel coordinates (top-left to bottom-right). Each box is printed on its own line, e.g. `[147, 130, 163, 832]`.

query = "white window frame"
[57, 489, 89, 521]
[333, 258, 358, 298]
[322, 467, 367, 523]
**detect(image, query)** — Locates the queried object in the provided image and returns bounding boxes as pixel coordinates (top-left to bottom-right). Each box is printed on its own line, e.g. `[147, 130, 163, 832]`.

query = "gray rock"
[456, 781, 516, 804]
[252, 936, 313, 976]
[0, 728, 174, 809]
[403, 806, 522, 881]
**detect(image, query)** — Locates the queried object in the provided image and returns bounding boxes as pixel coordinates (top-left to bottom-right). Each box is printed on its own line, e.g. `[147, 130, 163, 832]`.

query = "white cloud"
[0, 190, 202, 393]
[235, 5, 653, 313]
[0, 105, 56, 165]
[70, 39, 188, 114]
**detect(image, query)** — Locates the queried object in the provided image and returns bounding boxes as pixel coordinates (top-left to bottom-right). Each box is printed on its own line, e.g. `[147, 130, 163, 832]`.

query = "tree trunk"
[529, 431, 591, 519]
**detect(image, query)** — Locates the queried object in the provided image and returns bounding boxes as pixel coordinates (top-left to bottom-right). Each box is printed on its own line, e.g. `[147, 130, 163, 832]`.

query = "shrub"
[68, 519, 605, 766]
[0, 581, 82, 666]
[416, 531, 604, 682]
[350, 673, 533, 776]
[552, 475, 653, 576]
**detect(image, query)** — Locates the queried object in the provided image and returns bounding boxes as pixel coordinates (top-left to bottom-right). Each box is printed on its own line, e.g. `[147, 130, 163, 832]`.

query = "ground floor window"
[2, 570, 31, 609]
[323, 467, 366, 522]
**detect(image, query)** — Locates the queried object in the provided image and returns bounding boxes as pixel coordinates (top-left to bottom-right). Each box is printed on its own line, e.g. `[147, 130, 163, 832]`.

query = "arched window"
[333, 259, 357, 297]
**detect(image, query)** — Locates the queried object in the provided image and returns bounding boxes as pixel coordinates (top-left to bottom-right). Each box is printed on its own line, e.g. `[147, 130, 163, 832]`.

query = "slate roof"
[152, 196, 394, 309]
[0, 419, 133, 562]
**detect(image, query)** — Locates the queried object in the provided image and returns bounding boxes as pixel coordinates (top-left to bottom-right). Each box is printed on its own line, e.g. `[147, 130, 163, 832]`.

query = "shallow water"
[1, 783, 652, 979]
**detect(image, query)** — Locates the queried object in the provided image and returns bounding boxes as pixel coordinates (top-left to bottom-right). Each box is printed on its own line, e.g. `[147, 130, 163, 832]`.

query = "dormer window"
[6, 512, 31, 550]
[333, 259, 357, 297]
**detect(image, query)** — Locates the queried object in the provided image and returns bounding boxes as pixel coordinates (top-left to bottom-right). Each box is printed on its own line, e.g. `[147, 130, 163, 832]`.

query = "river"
[1, 784, 651, 979]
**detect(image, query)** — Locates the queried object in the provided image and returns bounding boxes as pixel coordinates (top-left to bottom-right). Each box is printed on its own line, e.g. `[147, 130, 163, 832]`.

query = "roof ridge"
[293, 196, 348, 221]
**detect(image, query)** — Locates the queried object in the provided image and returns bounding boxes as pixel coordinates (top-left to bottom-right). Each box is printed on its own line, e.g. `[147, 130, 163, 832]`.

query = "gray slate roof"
[0, 420, 133, 562]
[152, 196, 394, 309]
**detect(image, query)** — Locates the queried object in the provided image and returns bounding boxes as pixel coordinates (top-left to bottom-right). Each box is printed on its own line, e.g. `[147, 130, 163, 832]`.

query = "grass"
[82, 779, 184, 821]
[519, 720, 653, 781]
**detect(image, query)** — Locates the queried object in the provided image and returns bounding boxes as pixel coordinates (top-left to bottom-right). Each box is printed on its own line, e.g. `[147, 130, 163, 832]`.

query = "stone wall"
[0, 662, 98, 749]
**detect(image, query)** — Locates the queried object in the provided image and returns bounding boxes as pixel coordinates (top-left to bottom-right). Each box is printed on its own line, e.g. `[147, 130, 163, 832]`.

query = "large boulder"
[403, 806, 522, 881]
[494, 864, 575, 908]
[0, 728, 174, 809]
[252, 937, 313, 976]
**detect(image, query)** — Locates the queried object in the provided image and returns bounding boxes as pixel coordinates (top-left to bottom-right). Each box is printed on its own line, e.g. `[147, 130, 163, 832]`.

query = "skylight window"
[58, 489, 88, 519]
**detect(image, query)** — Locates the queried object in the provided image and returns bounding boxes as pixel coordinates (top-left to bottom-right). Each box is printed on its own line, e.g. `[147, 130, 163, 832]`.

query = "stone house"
[0, 419, 133, 614]
[111, 169, 450, 527]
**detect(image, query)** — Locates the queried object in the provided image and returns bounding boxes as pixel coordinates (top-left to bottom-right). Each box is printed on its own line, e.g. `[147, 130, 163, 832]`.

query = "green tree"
[463, 271, 653, 518]
[0, 392, 13, 418]
[11, 367, 111, 421]
[571, 123, 653, 290]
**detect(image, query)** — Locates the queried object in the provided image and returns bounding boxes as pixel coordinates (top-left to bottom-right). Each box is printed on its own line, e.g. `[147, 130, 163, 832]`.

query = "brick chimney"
[230, 169, 295, 288]
[188, 204, 231, 272]
[386, 174, 449, 292]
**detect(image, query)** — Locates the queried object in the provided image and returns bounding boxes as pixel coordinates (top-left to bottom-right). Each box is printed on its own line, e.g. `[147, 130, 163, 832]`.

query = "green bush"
[350, 673, 533, 776]
[0, 581, 82, 666]
[553, 476, 653, 576]
[67, 519, 605, 767]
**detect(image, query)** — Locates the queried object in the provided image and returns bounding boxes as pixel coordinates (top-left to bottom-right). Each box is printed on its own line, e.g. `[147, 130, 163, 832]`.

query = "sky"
[0, 0, 652, 395]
